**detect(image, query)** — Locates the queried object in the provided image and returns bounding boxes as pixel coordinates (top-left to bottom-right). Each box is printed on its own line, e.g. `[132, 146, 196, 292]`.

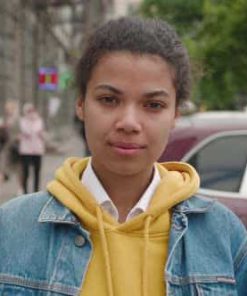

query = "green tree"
[140, 0, 247, 110]
[195, 0, 247, 109]
[140, 0, 204, 35]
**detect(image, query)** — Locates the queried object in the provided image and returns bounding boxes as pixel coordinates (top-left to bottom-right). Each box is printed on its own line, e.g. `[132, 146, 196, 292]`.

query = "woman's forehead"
[88, 51, 176, 89]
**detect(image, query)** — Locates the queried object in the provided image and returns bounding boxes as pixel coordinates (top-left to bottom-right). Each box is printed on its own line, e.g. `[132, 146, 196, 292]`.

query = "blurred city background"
[1, 0, 247, 203]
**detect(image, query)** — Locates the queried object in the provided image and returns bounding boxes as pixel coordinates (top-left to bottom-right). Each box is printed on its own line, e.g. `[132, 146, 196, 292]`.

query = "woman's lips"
[109, 142, 145, 156]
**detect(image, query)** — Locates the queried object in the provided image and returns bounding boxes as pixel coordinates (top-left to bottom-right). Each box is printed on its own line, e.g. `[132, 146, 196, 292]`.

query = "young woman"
[0, 17, 246, 296]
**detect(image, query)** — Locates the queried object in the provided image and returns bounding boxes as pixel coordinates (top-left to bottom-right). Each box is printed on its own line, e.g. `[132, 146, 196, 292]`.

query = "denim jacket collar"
[38, 194, 215, 226]
[174, 195, 215, 214]
[38, 196, 80, 225]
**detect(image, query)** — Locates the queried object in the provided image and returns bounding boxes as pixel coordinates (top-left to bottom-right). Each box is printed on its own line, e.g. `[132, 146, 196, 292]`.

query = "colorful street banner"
[38, 67, 58, 91]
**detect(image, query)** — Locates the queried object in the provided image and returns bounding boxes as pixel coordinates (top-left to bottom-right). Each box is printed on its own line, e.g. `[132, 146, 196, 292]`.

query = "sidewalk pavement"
[0, 130, 86, 206]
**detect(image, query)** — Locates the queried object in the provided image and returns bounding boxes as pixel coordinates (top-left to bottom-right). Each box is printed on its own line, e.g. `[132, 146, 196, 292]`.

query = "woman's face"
[77, 52, 177, 178]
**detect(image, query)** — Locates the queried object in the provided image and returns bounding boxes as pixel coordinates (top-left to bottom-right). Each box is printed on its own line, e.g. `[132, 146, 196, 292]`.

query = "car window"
[187, 135, 247, 192]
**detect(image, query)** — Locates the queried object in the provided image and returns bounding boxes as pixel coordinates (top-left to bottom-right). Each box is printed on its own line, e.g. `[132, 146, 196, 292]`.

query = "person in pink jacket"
[19, 103, 45, 193]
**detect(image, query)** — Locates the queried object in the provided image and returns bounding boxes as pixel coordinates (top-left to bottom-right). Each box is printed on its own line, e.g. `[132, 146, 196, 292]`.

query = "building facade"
[0, 0, 140, 131]
[0, 0, 113, 129]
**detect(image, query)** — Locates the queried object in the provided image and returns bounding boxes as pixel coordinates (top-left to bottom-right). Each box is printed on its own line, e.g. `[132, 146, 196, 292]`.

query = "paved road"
[0, 131, 86, 205]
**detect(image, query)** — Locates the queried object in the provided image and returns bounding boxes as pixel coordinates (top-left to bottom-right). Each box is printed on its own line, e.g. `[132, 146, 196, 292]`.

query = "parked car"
[159, 112, 247, 227]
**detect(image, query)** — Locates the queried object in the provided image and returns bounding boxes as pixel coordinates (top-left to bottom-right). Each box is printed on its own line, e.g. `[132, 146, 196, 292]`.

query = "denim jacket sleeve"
[229, 211, 247, 295]
[235, 240, 247, 295]
[167, 197, 247, 296]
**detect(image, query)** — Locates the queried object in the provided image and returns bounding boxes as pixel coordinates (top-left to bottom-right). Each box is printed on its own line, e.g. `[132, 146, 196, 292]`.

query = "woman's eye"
[98, 96, 118, 105]
[144, 101, 165, 110]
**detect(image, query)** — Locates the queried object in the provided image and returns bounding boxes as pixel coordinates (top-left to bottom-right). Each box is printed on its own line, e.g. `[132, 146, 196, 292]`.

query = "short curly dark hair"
[76, 17, 191, 105]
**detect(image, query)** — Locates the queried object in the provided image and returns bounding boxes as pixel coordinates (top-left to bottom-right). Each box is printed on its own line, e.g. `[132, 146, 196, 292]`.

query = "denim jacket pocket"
[168, 277, 237, 296]
[0, 285, 78, 296]
[0, 285, 58, 296]
[195, 281, 237, 296]
[0, 274, 79, 296]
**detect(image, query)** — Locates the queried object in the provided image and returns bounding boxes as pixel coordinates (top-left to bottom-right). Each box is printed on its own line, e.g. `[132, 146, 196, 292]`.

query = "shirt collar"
[81, 158, 161, 221]
[127, 165, 160, 220]
[38, 191, 214, 225]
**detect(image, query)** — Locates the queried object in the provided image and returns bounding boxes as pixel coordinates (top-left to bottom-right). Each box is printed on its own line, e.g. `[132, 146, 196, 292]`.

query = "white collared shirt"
[81, 159, 161, 221]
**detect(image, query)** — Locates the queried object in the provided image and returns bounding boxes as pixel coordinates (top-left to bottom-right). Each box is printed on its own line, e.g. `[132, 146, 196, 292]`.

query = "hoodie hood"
[47, 157, 200, 231]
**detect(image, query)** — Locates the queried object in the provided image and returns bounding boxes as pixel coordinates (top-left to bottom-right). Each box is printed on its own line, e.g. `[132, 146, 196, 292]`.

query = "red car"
[159, 112, 247, 227]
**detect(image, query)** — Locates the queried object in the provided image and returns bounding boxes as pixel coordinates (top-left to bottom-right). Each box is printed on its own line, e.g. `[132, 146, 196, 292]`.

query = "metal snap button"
[74, 235, 86, 247]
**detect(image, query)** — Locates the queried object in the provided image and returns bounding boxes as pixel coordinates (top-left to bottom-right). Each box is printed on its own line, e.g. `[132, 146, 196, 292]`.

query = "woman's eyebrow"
[95, 84, 123, 95]
[95, 85, 169, 98]
[143, 90, 169, 98]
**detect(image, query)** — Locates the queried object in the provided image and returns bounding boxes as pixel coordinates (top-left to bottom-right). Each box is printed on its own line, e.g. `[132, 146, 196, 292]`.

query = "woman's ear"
[172, 108, 180, 128]
[175, 108, 180, 119]
[76, 98, 84, 121]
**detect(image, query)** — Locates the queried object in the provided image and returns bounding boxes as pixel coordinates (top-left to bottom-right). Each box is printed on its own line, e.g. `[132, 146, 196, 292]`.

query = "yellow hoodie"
[47, 157, 199, 296]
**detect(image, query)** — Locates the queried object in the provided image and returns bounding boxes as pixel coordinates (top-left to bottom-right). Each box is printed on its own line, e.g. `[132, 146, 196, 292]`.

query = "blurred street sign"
[39, 67, 58, 91]
[59, 70, 72, 90]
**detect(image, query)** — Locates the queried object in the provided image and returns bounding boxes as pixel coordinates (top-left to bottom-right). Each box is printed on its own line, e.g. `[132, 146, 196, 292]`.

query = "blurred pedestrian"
[0, 118, 8, 183]
[0, 100, 22, 192]
[19, 103, 45, 193]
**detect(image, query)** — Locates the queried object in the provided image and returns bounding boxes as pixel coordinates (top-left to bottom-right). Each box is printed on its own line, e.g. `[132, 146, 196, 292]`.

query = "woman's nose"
[115, 107, 142, 133]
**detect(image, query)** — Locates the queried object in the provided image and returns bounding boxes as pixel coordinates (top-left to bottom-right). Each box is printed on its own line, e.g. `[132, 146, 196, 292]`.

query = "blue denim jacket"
[0, 192, 247, 295]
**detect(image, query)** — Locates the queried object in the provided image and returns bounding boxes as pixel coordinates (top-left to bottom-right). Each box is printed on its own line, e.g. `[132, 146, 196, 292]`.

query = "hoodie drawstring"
[143, 215, 152, 296]
[96, 206, 114, 296]
[96, 206, 152, 296]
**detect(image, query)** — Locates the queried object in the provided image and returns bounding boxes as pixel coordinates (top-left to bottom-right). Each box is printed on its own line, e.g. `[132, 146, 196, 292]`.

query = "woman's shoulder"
[177, 195, 247, 239]
[185, 195, 247, 253]
[0, 191, 51, 224]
